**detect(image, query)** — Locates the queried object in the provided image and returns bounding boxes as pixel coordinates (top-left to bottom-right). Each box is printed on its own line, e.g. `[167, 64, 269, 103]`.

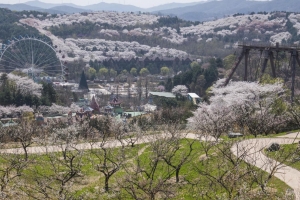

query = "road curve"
[231, 137, 300, 199]
[1, 133, 300, 198]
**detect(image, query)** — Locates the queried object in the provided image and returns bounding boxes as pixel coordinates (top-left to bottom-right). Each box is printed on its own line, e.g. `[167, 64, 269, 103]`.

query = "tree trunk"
[176, 169, 180, 183]
[104, 176, 109, 192]
[22, 144, 28, 161]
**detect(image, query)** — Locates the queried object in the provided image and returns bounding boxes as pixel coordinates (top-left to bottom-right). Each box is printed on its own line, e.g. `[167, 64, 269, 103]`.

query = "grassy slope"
[12, 139, 290, 199]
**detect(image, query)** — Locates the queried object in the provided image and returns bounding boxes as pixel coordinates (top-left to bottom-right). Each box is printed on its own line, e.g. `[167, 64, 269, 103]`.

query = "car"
[228, 132, 243, 138]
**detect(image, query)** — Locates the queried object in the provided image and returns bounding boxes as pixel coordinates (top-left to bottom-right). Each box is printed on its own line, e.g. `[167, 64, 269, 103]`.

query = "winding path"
[231, 133, 300, 199]
[1, 133, 300, 198]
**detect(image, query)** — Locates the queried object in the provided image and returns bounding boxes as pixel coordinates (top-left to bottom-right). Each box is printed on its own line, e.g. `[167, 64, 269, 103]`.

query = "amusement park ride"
[0, 35, 68, 82]
[225, 42, 300, 101]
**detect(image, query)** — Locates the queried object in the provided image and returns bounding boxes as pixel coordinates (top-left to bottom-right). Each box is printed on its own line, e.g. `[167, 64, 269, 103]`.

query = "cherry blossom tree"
[7, 74, 42, 97]
[188, 79, 289, 138]
[172, 85, 188, 96]
[0, 105, 34, 118]
[38, 103, 71, 115]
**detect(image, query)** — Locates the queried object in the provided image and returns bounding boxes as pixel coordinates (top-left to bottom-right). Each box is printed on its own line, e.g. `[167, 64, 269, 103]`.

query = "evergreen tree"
[165, 78, 173, 92]
[204, 65, 218, 88]
[41, 82, 57, 106]
[78, 70, 89, 91]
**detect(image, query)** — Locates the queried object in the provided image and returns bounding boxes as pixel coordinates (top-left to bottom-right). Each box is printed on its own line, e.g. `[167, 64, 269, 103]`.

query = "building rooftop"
[149, 92, 176, 98]
[188, 93, 200, 98]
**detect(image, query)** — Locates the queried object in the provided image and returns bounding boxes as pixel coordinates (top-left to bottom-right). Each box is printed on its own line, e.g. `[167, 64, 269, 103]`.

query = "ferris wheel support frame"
[0, 36, 68, 82]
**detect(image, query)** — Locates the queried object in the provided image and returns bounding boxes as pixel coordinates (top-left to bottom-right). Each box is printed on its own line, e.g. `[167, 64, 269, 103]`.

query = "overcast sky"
[0, 0, 210, 8]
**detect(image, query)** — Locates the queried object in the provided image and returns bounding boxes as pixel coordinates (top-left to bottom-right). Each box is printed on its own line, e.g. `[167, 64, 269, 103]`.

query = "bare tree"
[22, 125, 84, 200]
[161, 134, 194, 183]
[0, 126, 31, 199]
[156, 115, 195, 184]
[8, 120, 42, 161]
[119, 135, 176, 200]
[89, 116, 125, 193]
[192, 138, 296, 199]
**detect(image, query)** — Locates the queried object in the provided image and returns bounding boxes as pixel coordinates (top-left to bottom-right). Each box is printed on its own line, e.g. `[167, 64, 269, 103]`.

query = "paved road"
[0, 133, 217, 154]
[1, 133, 300, 198]
[277, 132, 300, 139]
[231, 137, 300, 199]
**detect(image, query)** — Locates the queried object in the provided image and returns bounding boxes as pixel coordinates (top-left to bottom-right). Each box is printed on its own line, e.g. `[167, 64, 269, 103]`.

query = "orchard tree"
[89, 116, 125, 192]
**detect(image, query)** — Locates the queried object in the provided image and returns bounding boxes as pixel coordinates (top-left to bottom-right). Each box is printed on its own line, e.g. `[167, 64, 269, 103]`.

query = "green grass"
[0, 138, 294, 199]
[266, 143, 300, 170]
[220, 129, 300, 142]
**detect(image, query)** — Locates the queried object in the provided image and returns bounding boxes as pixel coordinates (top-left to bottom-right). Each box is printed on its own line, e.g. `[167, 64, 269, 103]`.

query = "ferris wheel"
[0, 36, 68, 82]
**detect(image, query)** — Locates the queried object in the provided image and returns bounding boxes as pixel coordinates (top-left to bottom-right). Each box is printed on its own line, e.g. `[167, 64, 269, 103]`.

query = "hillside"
[16, 11, 300, 62]
[155, 0, 300, 21]
[1, 9, 300, 84]
[0, 8, 46, 42]
[1, 0, 299, 22]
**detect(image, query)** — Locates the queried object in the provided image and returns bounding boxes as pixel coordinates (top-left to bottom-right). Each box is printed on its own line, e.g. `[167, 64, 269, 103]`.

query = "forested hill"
[156, 0, 300, 21]
[2, 9, 300, 62]
[0, 8, 47, 42]
[23, 11, 300, 61]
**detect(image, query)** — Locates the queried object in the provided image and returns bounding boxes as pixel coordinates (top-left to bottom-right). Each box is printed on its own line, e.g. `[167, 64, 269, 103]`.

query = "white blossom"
[6, 73, 43, 97]
[0, 105, 33, 117]
[172, 85, 188, 96]
[188, 79, 287, 138]
[39, 103, 71, 115]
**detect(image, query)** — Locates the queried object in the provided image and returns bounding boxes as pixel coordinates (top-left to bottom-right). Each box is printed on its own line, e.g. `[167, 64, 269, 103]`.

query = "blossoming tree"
[188, 79, 289, 139]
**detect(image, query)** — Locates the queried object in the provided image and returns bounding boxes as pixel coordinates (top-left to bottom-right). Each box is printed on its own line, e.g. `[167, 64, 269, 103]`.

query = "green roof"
[114, 107, 124, 114]
[149, 92, 176, 98]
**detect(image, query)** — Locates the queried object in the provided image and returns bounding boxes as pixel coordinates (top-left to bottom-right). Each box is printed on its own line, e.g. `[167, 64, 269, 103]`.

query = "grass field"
[0, 134, 294, 199]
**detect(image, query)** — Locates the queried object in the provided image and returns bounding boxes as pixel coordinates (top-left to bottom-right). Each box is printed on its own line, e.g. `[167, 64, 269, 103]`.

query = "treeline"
[67, 58, 192, 81]
[0, 8, 47, 42]
[164, 58, 222, 97]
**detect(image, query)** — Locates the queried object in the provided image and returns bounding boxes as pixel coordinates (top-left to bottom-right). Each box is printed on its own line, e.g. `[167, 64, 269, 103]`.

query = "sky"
[0, 0, 209, 8]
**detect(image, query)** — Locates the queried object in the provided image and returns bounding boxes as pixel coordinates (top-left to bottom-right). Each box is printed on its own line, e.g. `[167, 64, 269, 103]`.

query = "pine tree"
[78, 70, 89, 91]
[165, 78, 173, 92]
